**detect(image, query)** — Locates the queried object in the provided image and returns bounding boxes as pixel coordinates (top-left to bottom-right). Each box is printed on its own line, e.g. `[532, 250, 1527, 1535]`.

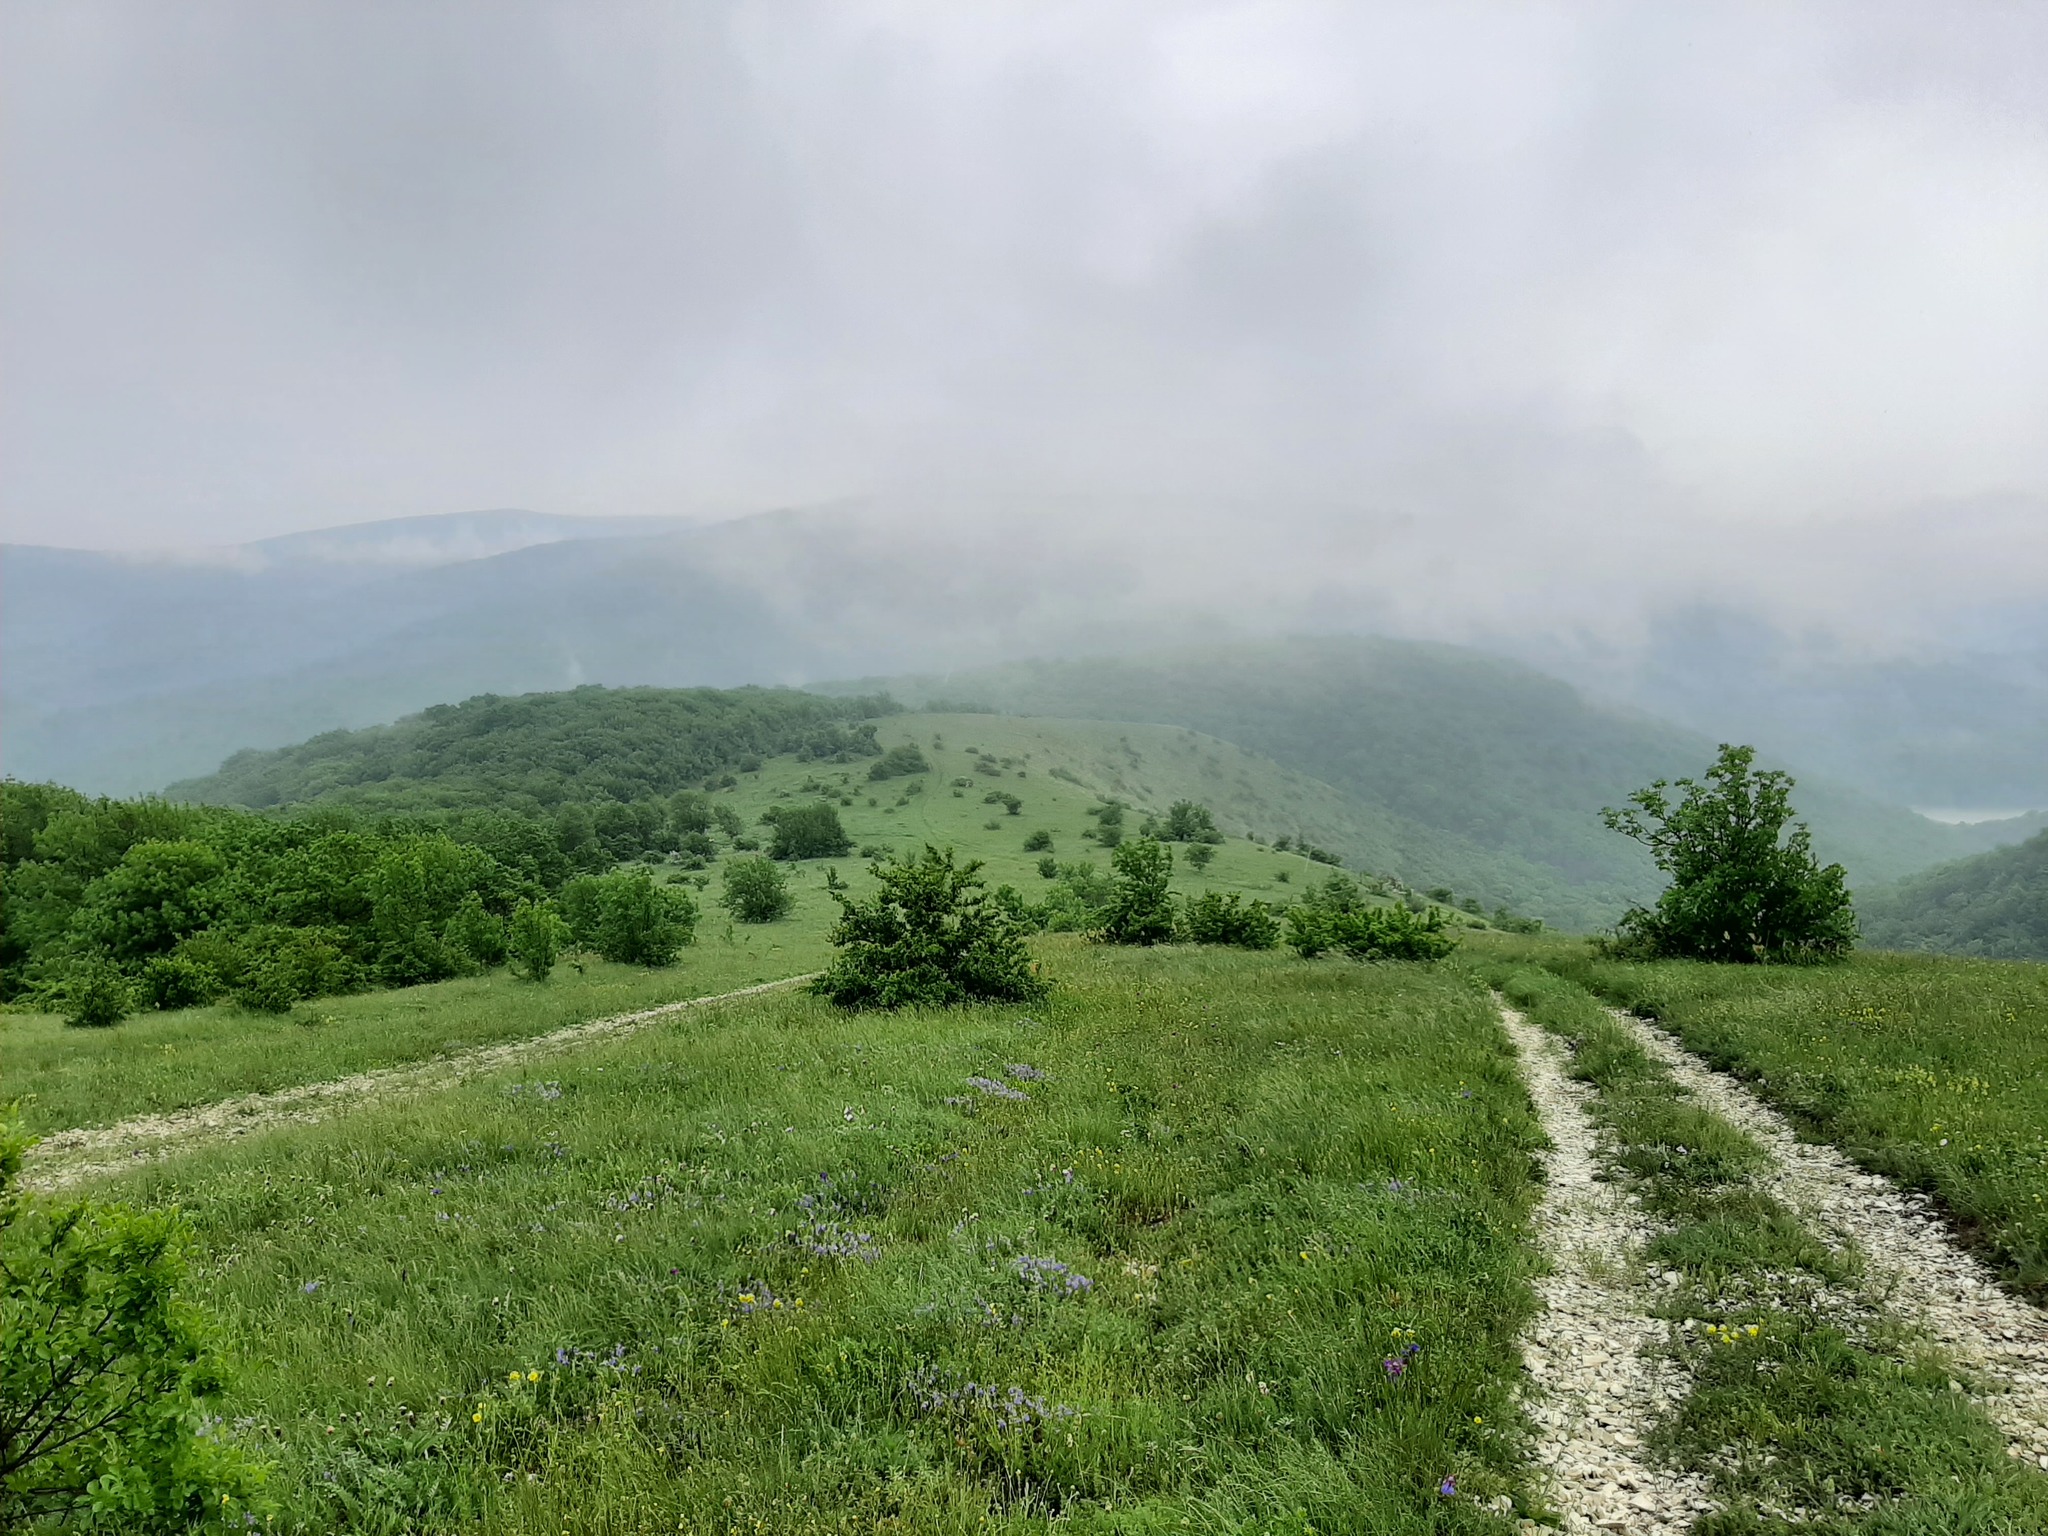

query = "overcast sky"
[4, 0, 2045, 628]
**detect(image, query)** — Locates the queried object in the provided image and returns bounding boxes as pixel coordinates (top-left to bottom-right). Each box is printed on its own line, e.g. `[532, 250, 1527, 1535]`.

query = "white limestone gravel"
[1501, 1003, 1716, 1535]
[1609, 1007, 2048, 1472]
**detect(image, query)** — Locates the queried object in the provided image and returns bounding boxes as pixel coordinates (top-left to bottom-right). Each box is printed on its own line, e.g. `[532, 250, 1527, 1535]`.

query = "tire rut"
[1501, 1000, 1716, 1535]
[24, 974, 815, 1191]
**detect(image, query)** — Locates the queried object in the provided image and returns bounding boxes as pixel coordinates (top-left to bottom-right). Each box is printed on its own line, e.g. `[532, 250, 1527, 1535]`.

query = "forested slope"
[1860, 829, 2048, 961]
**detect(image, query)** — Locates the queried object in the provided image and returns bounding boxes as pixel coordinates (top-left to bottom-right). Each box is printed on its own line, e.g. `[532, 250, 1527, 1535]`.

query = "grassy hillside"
[868, 636, 2007, 927]
[59, 942, 1553, 1533]
[1860, 828, 2048, 961]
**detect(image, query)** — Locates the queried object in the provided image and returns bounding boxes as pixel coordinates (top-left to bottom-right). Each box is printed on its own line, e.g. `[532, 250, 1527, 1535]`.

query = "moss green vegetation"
[1499, 936, 2048, 1298]
[868, 638, 2018, 928]
[90, 942, 1545, 1534]
[1473, 947, 2048, 1531]
[166, 686, 894, 811]
[1861, 827, 2048, 962]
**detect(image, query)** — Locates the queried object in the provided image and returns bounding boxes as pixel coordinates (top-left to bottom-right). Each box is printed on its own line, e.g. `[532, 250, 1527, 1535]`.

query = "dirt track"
[24, 974, 814, 1190]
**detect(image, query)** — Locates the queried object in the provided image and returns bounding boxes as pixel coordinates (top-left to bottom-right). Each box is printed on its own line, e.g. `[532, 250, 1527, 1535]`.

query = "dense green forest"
[1859, 828, 2048, 961]
[0, 777, 732, 1017]
[170, 685, 896, 812]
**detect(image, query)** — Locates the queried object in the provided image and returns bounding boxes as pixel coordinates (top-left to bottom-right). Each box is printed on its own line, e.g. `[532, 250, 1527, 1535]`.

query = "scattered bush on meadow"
[1185, 843, 1215, 871]
[720, 857, 794, 924]
[0, 1119, 262, 1529]
[1036, 855, 1060, 881]
[1097, 838, 1177, 946]
[1160, 801, 1224, 844]
[1180, 891, 1279, 950]
[763, 801, 853, 860]
[813, 845, 1047, 1010]
[867, 744, 931, 781]
[1086, 800, 1126, 849]
[1022, 829, 1053, 853]
[1284, 872, 1456, 962]
[507, 900, 569, 982]
[1601, 743, 1856, 963]
[62, 959, 131, 1029]
[561, 869, 698, 964]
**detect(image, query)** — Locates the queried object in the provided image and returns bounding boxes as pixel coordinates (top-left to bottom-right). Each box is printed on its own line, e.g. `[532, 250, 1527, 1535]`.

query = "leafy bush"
[1022, 829, 1053, 853]
[1286, 900, 1455, 962]
[1601, 744, 1856, 963]
[1086, 801, 1126, 848]
[1161, 801, 1223, 844]
[983, 791, 1023, 816]
[562, 870, 696, 964]
[508, 900, 569, 982]
[0, 1119, 262, 1529]
[720, 857, 793, 924]
[1035, 861, 1113, 931]
[867, 744, 930, 781]
[813, 846, 1047, 1010]
[764, 802, 853, 860]
[1185, 843, 1215, 871]
[137, 955, 219, 1011]
[1098, 838, 1176, 946]
[1180, 891, 1279, 949]
[444, 891, 508, 969]
[63, 959, 131, 1029]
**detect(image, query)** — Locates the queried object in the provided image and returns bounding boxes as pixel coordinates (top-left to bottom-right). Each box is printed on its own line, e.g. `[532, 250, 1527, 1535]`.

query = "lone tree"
[1602, 744, 1856, 963]
[813, 845, 1046, 1009]
[1098, 837, 1177, 946]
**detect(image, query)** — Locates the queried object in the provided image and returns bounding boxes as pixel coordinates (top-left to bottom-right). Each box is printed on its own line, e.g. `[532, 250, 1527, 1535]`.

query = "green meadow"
[94, 941, 1547, 1534]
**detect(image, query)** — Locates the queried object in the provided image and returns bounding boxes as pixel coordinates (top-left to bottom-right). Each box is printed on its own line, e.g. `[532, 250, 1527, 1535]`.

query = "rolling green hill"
[1859, 828, 2048, 961]
[863, 636, 2019, 927]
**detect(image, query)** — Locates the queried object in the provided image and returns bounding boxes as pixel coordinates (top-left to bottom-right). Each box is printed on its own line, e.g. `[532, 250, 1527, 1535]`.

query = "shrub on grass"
[1161, 800, 1223, 844]
[1181, 891, 1280, 949]
[1023, 829, 1053, 853]
[0, 1118, 262, 1530]
[444, 892, 507, 969]
[1097, 838, 1177, 946]
[764, 802, 853, 860]
[62, 959, 131, 1029]
[138, 955, 219, 1012]
[1036, 855, 1059, 880]
[1288, 901, 1455, 962]
[1185, 842, 1215, 871]
[1602, 743, 1856, 963]
[563, 869, 696, 964]
[508, 900, 569, 982]
[720, 857, 794, 924]
[814, 845, 1046, 1010]
[867, 744, 930, 781]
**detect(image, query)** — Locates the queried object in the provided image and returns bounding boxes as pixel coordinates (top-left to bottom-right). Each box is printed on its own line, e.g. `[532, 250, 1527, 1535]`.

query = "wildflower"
[1438, 1476, 1457, 1497]
[529, 1371, 540, 1381]
[301, 1280, 320, 1294]
[1383, 1358, 1406, 1380]
[472, 1411, 483, 1423]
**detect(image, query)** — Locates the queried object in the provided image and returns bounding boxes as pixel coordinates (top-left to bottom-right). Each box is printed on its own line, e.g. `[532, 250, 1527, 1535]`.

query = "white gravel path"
[1501, 1002, 1716, 1535]
[1609, 1007, 2048, 1471]
[24, 974, 814, 1190]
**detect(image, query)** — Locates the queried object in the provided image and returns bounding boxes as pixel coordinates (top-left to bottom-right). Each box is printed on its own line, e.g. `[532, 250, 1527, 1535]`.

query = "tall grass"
[102, 942, 1546, 1533]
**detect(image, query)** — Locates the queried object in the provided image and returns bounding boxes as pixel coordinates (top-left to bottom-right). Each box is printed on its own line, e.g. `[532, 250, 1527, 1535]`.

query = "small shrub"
[1036, 855, 1060, 880]
[764, 801, 853, 860]
[858, 843, 891, 859]
[138, 955, 218, 1011]
[1288, 901, 1455, 963]
[868, 744, 931, 781]
[1180, 891, 1279, 949]
[444, 892, 507, 969]
[1185, 842, 1215, 871]
[1098, 838, 1176, 946]
[1161, 801, 1223, 844]
[0, 1118, 263, 1529]
[813, 846, 1046, 1010]
[64, 959, 131, 1029]
[1022, 829, 1053, 853]
[508, 900, 569, 982]
[721, 857, 794, 924]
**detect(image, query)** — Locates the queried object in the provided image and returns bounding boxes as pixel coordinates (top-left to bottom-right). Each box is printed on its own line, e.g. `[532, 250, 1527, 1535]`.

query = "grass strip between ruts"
[1481, 960, 2048, 1534]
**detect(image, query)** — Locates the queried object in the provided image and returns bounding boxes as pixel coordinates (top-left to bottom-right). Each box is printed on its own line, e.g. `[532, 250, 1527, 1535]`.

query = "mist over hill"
[6, 504, 2046, 823]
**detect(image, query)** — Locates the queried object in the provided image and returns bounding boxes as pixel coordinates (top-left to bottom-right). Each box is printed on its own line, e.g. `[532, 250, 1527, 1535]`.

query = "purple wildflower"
[1383, 1357, 1405, 1380]
[1438, 1475, 1457, 1497]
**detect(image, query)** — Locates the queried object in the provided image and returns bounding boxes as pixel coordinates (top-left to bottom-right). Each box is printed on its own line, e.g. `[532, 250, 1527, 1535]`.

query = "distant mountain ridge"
[1860, 829, 2048, 961]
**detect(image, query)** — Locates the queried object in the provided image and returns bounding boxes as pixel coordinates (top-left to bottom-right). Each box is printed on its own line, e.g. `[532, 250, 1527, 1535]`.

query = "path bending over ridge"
[23, 974, 816, 1191]
[1499, 1001, 1714, 1535]
[1608, 1006, 2048, 1471]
